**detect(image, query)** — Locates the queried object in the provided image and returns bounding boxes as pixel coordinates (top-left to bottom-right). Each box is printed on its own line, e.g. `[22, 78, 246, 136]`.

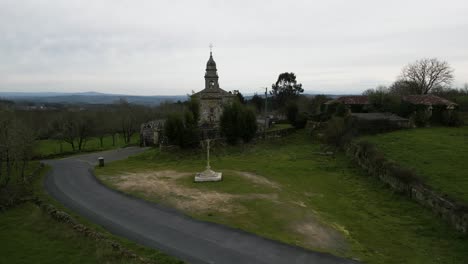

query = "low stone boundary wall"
[256, 127, 296, 139]
[345, 141, 468, 233]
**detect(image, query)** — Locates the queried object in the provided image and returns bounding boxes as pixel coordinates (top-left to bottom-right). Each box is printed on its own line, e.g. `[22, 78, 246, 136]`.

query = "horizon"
[1, 1, 467, 95]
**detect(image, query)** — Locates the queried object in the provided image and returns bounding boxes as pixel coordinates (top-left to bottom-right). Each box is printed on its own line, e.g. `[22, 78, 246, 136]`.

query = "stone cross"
[194, 137, 222, 182]
[206, 138, 211, 170]
[209, 43, 213, 52]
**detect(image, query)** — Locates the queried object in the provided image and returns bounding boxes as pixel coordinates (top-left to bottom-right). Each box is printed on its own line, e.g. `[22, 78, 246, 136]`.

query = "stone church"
[141, 50, 235, 146]
[192, 51, 235, 128]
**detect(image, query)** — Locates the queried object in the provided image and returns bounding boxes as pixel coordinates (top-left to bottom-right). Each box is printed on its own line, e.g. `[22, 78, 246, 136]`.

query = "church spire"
[205, 45, 219, 90]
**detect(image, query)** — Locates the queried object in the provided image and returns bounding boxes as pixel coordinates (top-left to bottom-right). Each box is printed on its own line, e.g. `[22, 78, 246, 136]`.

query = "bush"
[322, 116, 356, 147]
[220, 102, 258, 145]
[285, 101, 299, 125]
[241, 107, 258, 142]
[293, 112, 308, 129]
[164, 112, 199, 148]
[442, 111, 464, 127]
[335, 102, 348, 117]
[285, 101, 308, 129]
[410, 110, 430, 127]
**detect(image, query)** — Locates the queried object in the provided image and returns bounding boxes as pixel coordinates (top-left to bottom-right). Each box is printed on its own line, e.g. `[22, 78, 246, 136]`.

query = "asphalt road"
[43, 147, 359, 264]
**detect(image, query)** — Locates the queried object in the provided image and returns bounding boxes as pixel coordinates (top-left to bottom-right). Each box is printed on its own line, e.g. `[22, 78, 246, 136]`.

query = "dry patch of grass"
[101, 169, 347, 253]
[292, 217, 348, 252]
[114, 170, 240, 213]
[112, 170, 280, 214]
[232, 171, 281, 189]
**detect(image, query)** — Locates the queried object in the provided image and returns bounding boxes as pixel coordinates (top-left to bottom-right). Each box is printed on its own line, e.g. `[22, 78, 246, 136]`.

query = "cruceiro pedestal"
[195, 139, 222, 182]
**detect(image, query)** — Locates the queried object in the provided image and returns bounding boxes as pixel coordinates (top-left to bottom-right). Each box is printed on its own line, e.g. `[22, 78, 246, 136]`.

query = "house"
[402, 95, 457, 110]
[140, 120, 165, 147]
[401, 95, 458, 122]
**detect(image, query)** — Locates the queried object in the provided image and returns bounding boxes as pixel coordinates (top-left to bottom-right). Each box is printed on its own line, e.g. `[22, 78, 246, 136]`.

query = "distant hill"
[0, 92, 187, 106]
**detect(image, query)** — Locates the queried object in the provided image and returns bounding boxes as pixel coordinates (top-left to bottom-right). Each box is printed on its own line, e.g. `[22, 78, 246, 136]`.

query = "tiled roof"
[193, 87, 235, 100]
[402, 95, 457, 106]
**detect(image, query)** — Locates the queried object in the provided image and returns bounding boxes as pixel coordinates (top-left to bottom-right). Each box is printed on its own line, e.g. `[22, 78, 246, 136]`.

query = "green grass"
[362, 126, 468, 203]
[0, 162, 182, 264]
[96, 131, 468, 264]
[0, 204, 144, 264]
[36, 133, 139, 158]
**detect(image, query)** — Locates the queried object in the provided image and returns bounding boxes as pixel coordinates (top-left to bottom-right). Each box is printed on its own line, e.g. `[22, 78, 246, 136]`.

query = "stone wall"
[199, 98, 223, 126]
[30, 198, 156, 264]
[346, 141, 468, 233]
[140, 120, 164, 147]
[256, 127, 296, 139]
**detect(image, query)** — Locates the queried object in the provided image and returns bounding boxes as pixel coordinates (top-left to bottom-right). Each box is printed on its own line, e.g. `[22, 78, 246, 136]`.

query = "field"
[95, 131, 468, 264]
[0, 163, 181, 264]
[36, 133, 140, 158]
[363, 126, 468, 203]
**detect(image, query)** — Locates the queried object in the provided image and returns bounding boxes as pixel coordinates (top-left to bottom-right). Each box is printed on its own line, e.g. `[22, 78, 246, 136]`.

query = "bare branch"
[400, 58, 454, 94]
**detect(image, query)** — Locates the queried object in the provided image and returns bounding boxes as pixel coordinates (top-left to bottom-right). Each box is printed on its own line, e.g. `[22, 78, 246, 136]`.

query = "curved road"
[44, 147, 358, 264]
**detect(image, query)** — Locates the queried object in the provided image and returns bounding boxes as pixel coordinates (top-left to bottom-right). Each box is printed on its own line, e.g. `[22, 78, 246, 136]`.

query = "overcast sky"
[1, 0, 467, 95]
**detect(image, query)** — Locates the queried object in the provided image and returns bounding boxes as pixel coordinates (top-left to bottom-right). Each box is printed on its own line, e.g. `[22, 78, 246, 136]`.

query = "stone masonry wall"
[346, 141, 468, 234]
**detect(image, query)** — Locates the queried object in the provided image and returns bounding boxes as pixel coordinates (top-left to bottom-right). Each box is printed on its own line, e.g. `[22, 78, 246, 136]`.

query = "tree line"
[0, 98, 185, 189]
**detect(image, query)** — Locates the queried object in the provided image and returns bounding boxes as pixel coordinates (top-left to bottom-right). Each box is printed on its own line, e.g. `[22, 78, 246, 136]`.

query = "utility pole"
[264, 87, 268, 139]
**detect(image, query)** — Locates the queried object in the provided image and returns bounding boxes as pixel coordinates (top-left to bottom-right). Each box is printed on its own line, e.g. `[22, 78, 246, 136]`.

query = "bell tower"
[205, 44, 219, 90]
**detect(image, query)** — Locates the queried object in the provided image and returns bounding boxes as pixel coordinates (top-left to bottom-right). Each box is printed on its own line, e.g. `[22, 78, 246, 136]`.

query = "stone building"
[323, 95, 371, 113]
[192, 51, 235, 128]
[140, 120, 165, 147]
[140, 50, 236, 145]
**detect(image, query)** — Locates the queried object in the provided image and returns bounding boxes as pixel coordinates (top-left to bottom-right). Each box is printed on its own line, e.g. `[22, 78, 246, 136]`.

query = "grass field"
[0, 163, 182, 264]
[36, 133, 140, 158]
[362, 126, 468, 203]
[0, 204, 144, 264]
[96, 131, 468, 264]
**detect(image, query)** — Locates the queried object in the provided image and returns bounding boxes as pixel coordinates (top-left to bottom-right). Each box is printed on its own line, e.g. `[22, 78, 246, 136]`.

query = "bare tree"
[11, 122, 36, 182]
[52, 112, 78, 151]
[400, 58, 454, 94]
[0, 111, 36, 186]
[0, 111, 15, 187]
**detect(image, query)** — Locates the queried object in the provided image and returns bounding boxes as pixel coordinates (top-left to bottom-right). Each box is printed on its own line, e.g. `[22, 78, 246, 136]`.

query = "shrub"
[367, 89, 402, 113]
[220, 102, 258, 145]
[293, 112, 308, 129]
[322, 116, 356, 147]
[335, 102, 348, 117]
[285, 101, 299, 125]
[241, 107, 258, 142]
[164, 112, 199, 148]
[187, 97, 200, 122]
[442, 111, 464, 127]
[410, 110, 430, 127]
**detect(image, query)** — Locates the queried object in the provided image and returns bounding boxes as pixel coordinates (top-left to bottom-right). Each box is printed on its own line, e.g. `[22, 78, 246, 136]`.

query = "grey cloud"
[0, 0, 467, 95]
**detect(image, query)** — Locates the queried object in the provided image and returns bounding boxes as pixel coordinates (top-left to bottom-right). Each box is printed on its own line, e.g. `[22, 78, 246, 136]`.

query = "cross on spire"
[209, 43, 213, 53]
